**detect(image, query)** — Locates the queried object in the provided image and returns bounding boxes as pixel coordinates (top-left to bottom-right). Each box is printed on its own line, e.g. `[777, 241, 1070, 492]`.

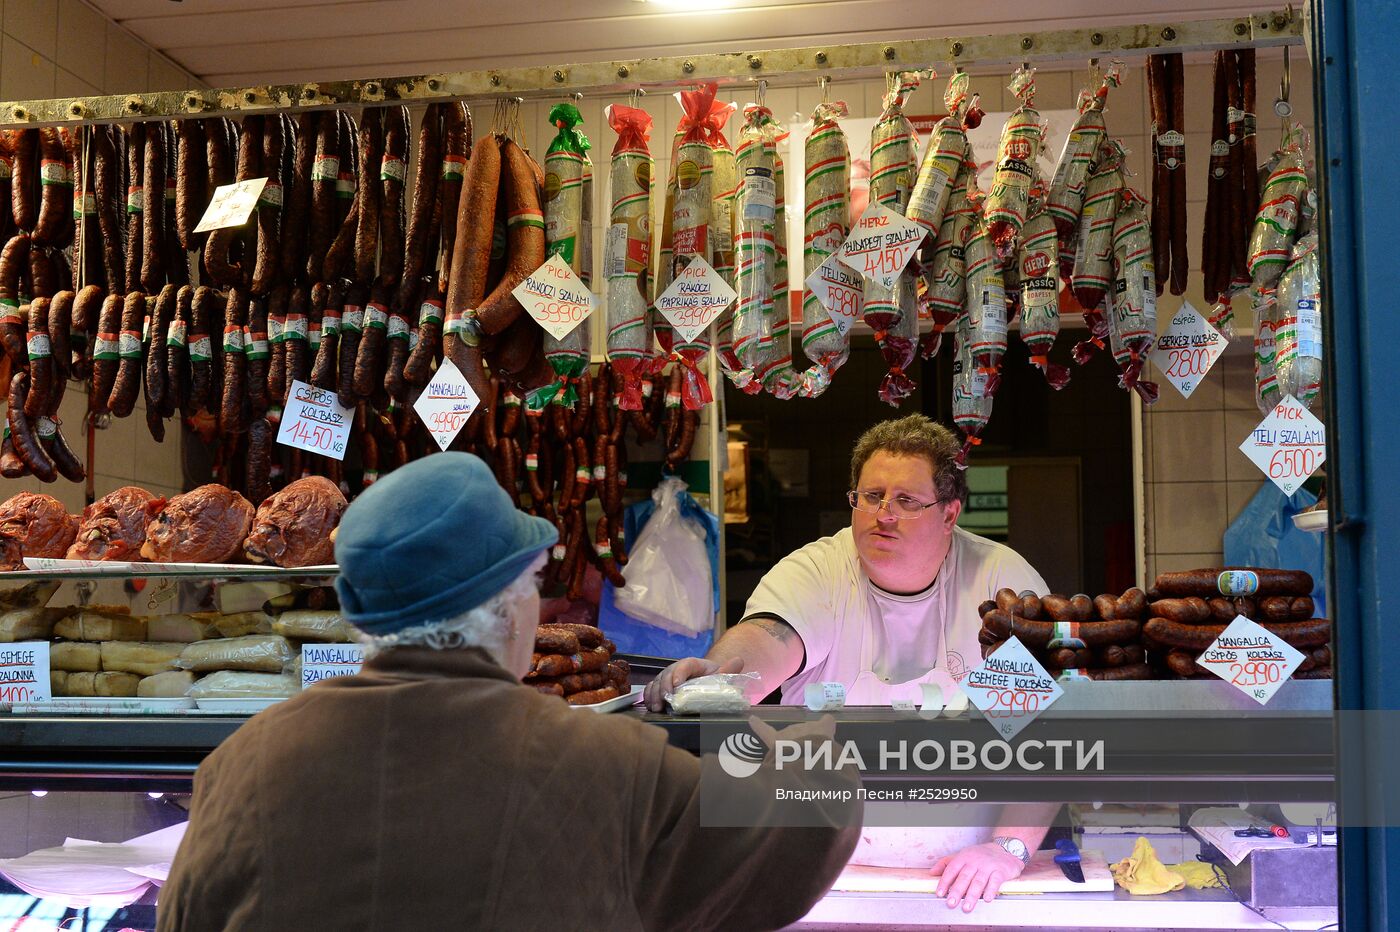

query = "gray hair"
[850, 414, 969, 507]
[357, 553, 547, 663]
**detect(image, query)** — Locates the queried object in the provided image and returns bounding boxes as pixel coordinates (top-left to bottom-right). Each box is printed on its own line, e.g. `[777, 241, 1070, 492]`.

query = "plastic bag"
[1223, 482, 1326, 616]
[614, 477, 714, 637]
[666, 672, 760, 715]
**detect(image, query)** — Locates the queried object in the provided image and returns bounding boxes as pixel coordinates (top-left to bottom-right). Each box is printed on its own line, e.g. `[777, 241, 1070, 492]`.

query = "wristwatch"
[992, 835, 1031, 866]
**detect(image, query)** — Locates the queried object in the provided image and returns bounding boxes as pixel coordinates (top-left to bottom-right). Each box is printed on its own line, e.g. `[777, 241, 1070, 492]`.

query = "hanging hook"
[819, 75, 831, 103]
[757, 78, 767, 107]
[1275, 46, 1293, 118]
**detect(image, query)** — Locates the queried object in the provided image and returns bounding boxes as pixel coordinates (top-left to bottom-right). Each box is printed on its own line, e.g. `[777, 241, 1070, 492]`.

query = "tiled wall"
[0, 0, 201, 513]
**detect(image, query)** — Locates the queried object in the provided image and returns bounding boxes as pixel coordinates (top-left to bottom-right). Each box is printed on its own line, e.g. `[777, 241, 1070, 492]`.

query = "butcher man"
[645, 414, 1058, 913]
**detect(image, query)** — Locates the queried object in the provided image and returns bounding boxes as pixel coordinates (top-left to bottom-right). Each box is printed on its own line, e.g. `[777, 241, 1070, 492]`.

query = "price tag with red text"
[962, 637, 1062, 739]
[512, 253, 596, 340]
[0, 642, 50, 704]
[276, 380, 352, 461]
[1197, 615, 1304, 705]
[838, 203, 927, 291]
[1149, 301, 1225, 398]
[1239, 394, 1326, 497]
[413, 359, 482, 451]
[654, 256, 738, 343]
[805, 252, 864, 337]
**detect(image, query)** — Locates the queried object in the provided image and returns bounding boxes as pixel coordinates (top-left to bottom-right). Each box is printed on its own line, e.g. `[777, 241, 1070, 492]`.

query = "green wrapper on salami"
[1017, 198, 1070, 389]
[799, 100, 852, 398]
[729, 105, 778, 393]
[908, 72, 978, 236]
[529, 103, 591, 410]
[604, 104, 654, 411]
[1108, 189, 1159, 404]
[986, 66, 1045, 258]
[865, 71, 920, 406]
[1071, 139, 1126, 364]
[1247, 123, 1310, 290]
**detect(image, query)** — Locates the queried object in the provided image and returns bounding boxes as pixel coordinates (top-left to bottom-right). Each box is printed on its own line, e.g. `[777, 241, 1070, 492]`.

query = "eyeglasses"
[847, 489, 944, 519]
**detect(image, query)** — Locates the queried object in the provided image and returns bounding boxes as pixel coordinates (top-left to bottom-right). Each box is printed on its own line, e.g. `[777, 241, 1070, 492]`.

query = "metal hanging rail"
[0, 9, 1303, 128]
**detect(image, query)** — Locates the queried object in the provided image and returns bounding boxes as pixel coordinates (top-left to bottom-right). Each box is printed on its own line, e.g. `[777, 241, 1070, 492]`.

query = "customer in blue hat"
[159, 452, 862, 932]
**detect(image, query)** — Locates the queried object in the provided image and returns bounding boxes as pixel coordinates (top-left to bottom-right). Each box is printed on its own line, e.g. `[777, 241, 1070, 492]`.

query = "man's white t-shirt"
[743, 526, 1048, 705]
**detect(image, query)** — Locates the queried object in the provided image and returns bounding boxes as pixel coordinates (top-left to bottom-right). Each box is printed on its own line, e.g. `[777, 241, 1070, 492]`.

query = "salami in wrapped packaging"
[667, 84, 719, 410]
[986, 67, 1045, 258]
[756, 141, 800, 399]
[1048, 64, 1119, 257]
[528, 103, 591, 410]
[919, 154, 977, 359]
[604, 104, 653, 411]
[963, 203, 1009, 393]
[1274, 232, 1322, 409]
[1017, 200, 1070, 388]
[1108, 189, 1159, 403]
[799, 100, 852, 398]
[704, 100, 744, 384]
[1248, 124, 1310, 291]
[728, 105, 779, 394]
[1071, 140, 1126, 364]
[908, 72, 976, 236]
[951, 317, 992, 466]
[1251, 289, 1281, 413]
[864, 72, 921, 406]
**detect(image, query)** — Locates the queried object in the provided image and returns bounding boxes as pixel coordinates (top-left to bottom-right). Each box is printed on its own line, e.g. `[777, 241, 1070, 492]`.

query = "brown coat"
[157, 647, 860, 931]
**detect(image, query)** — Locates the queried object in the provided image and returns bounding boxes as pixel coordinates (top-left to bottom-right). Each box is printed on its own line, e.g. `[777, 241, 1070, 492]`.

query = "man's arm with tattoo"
[642, 613, 808, 711]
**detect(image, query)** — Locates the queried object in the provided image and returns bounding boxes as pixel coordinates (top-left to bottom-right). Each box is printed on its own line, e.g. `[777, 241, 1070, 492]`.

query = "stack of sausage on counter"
[978, 587, 1150, 680]
[0, 584, 351, 699]
[1144, 567, 1331, 680]
[525, 623, 631, 706]
[0, 478, 345, 570]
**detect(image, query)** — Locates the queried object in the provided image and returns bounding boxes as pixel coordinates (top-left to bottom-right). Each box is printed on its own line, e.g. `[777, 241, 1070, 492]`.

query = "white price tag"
[654, 256, 738, 343]
[961, 637, 1062, 739]
[838, 202, 927, 291]
[301, 643, 364, 689]
[193, 177, 270, 233]
[1197, 615, 1305, 705]
[511, 253, 597, 340]
[0, 641, 51, 703]
[804, 252, 863, 337]
[1238, 394, 1326, 497]
[413, 358, 483, 451]
[1150, 301, 1226, 399]
[275, 380, 352, 461]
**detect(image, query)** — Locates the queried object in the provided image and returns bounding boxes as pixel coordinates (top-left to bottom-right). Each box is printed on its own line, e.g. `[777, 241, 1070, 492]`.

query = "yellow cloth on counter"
[1110, 837, 1227, 894]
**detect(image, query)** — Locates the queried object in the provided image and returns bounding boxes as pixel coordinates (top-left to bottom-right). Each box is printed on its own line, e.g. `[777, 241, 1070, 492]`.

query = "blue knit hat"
[334, 452, 558, 636]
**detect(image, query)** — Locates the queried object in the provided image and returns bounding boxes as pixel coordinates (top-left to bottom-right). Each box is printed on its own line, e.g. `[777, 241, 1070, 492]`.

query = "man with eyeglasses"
[644, 414, 1054, 912]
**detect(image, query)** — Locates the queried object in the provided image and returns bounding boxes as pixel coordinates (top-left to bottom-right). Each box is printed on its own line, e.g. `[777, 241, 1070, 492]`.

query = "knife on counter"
[1054, 839, 1085, 884]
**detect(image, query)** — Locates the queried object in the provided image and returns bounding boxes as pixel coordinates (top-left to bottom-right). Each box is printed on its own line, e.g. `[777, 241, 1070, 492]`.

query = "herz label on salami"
[839, 202, 927, 291]
[413, 359, 483, 452]
[1150, 300, 1225, 399]
[962, 637, 1062, 740]
[1239, 394, 1326, 498]
[1197, 615, 1304, 705]
[512, 253, 596, 341]
[277, 380, 352, 461]
[194, 177, 269, 233]
[654, 256, 737, 343]
[804, 253, 863, 337]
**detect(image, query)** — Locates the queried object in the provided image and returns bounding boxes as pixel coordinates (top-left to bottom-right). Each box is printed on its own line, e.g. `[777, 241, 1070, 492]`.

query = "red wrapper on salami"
[864, 71, 921, 406]
[667, 83, 718, 410]
[952, 315, 993, 467]
[1017, 196, 1070, 389]
[1071, 139, 1127, 364]
[962, 198, 1009, 395]
[1108, 188, 1159, 404]
[604, 104, 654, 411]
[918, 151, 977, 360]
[986, 67, 1045, 259]
[798, 99, 852, 398]
[907, 71, 975, 237]
[729, 105, 780, 394]
[1047, 64, 1120, 253]
[756, 138, 800, 399]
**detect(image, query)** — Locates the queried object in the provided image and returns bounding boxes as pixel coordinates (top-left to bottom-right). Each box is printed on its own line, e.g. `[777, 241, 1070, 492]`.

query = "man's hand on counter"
[642, 656, 744, 712]
[930, 842, 1026, 913]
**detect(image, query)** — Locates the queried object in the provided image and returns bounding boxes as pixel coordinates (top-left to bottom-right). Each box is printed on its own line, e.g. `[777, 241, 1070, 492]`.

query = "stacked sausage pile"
[525, 622, 631, 705]
[1143, 568, 1332, 680]
[0, 477, 344, 570]
[977, 587, 1150, 680]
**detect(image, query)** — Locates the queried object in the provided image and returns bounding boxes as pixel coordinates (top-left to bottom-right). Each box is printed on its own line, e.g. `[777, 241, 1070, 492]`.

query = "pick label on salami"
[512, 253, 596, 341]
[962, 636, 1062, 740]
[413, 358, 483, 452]
[654, 256, 738, 343]
[804, 252, 863, 337]
[1239, 394, 1326, 498]
[1150, 301, 1225, 399]
[838, 202, 927, 291]
[276, 379, 352, 461]
[1197, 615, 1304, 705]
[194, 177, 269, 233]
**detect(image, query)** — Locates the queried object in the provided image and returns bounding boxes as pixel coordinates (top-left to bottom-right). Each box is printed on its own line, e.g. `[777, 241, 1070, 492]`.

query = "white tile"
[4, 0, 57, 61]
[1225, 406, 1266, 481]
[54, 66, 97, 100]
[1154, 551, 1226, 573]
[102, 22, 147, 96]
[0, 35, 53, 100]
[56, 0, 103, 89]
[1152, 480, 1228, 555]
[1151, 409, 1225, 483]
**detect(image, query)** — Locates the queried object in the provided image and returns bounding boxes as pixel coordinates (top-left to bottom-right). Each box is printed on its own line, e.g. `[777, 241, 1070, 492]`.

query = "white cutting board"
[832, 848, 1114, 895]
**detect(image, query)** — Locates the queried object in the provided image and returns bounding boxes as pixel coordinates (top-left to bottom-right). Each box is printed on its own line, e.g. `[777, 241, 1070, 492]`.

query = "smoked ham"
[243, 476, 346, 567]
[0, 492, 78, 570]
[66, 486, 162, 561]
[142, 484, 254, 564]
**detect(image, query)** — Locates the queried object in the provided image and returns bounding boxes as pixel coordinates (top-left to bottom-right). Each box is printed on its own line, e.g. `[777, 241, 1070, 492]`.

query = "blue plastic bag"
[1223, 484, 1326, 616]
[599, 479, 722, 659]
